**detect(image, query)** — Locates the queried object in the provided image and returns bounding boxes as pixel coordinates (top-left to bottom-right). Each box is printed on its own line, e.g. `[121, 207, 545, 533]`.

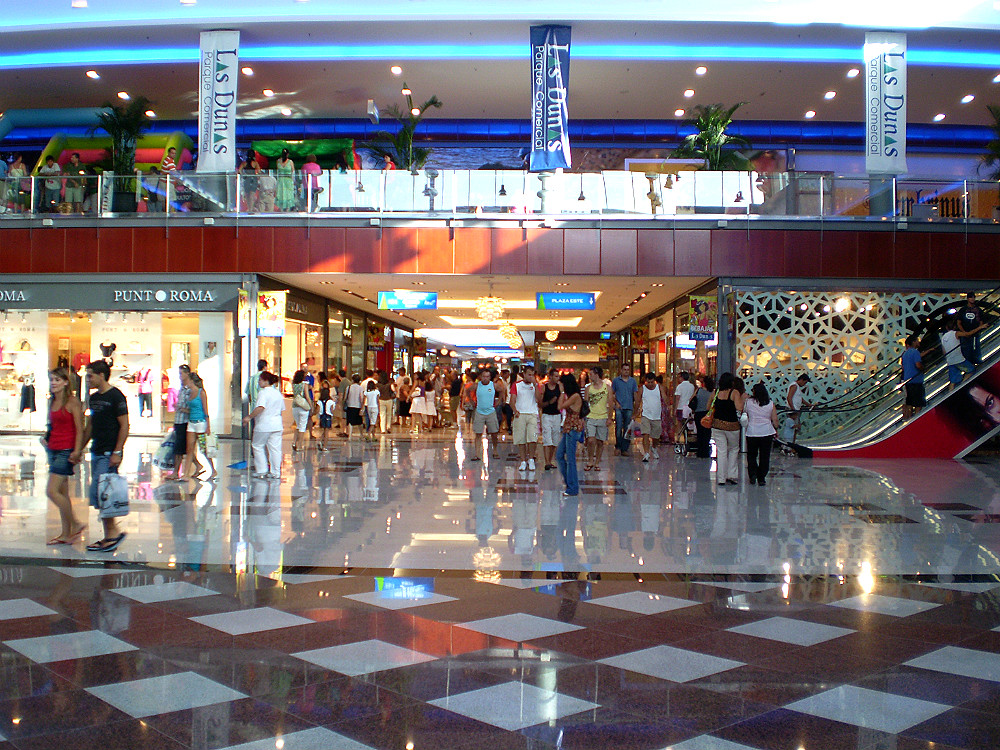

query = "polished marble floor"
[2, 427, 1000, 748]
[1, 428, 1000, 576]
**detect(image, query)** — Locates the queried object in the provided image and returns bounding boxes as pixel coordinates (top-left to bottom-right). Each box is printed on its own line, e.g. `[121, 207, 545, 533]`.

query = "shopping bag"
[203, 433, 219, 458]
[97, 473, 130, 519]
[780, 417, 795, 443]
[152, 430, 176, 470]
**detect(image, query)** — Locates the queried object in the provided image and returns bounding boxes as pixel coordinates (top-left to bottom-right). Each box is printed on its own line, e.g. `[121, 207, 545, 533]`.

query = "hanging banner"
[864, 31, 907, 175]
[367, 322, 385, 351]
[630, 326, 649, 354]
[237, 289, 250, 336]
[256, 291, 286, 337]
[198, 30, 240, 173]
[529, 25, 572, 172]
[413, 338, 427, 357]
[689, 296, 718, 341]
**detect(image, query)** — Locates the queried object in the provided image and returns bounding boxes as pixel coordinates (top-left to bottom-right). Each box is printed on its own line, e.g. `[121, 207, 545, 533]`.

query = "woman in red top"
[41, 368, 85, 545]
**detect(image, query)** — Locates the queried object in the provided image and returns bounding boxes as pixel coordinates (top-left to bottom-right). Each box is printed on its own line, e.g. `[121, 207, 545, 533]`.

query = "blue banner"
[377, 291, 438, 310]
[529, 25, 572, 172]
[537, 292, 595, 310]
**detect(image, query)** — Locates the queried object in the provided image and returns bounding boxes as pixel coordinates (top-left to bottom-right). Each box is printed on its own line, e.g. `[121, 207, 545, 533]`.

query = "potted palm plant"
[91, 96, 152, 212]
[979, 104, 1000, 221]
[365, 85, 442, 172]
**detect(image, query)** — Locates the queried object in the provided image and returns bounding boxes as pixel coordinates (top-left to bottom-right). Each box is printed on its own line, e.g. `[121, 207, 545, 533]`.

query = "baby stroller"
[674, 413, 699, 455]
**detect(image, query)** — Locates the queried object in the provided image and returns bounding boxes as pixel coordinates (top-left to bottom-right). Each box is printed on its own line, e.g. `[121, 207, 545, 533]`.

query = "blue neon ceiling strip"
[2, 44, 1000, 69]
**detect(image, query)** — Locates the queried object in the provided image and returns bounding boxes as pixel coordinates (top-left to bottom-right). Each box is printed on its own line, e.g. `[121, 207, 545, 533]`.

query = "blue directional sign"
[377, 291, 438, 310]
[536, 292, 596, 310]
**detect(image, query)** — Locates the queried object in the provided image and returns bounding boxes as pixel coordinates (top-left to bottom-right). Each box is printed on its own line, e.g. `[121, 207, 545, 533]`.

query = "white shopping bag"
[152, 430, 176, 470]
[97, 472, 130, 519]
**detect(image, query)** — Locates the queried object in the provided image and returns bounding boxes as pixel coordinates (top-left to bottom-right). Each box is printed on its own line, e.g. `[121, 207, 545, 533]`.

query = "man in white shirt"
[639, 372, 667, 462]
[673, 371, 695, 442]
[941, 319, 976, 389]
[510, 366, 541, 471]
[38, 156, 62, 212]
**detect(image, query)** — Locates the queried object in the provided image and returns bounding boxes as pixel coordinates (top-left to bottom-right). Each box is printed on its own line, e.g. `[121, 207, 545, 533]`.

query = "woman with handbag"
[708, 372, 745, 485]
[291, 370, 312, 452]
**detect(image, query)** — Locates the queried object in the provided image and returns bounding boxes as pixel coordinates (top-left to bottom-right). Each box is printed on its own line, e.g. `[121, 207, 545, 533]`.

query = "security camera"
[367, 99, 379, 124]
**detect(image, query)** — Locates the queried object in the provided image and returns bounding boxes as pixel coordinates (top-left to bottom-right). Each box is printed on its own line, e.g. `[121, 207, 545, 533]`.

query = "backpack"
[579, 386, 591, 419]
[688, 387, 700, 412]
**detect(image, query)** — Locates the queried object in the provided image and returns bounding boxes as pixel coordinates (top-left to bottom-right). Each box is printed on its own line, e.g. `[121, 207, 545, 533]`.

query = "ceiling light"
[241, 66, 254, 76]
[144, 110, 156, 118]
[475, 296, 505, 323]
[824, 91, 836, 100]
[179, 0, 196, 4]
[281, 107, 292, 116]
[545, 330, 559, 342]
[933, 113, 946, 121]
[835, 297, 851, 313]
[804, 110, 816, 119]
[71, 0, 88, 6]
[263, 89, 274, 97]
[993, 73, 1000, 83]
[683, 89, 695, 98]
[961, 94, 975, 104]
[86, 70, 100, 79]
[391, 65, 403, 75]
[674, 109, 685, 117]
[695, 66, 707, 75]
[117, 91, 130, 100]
[411, 107, 421, 116]
[401, 88, 412, 96]
[846, 68, 860, 78]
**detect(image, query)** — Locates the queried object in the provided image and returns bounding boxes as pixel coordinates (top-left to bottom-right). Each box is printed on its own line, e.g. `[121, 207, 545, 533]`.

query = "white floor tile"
[272, 574, 355, 584]
[919, 582, 1000, 593]
[588, 591, 701, 615]
[111, 581, 218, 604]
[48, 566, 118, 578]
[215, 727, 375, 750]
[0, 598, 56, 621]
[787, 685, 951, 733]
[599, 645, 743, 683]
[86, 671, 246, 718]
[191, 606, 313, 635]
[293, 639, 435, 676]
[4, 630, 137, 663]
[829, 593, 941, 617]
[690, 582, 779, 594]
[343, 590, 457, 610]
[667, 736, 763, 750]
[726, 616, 855, 646]
[905, 646, 1000, 682]
[429, 681, 598, 730]
[482, 578, 569, 589]
[459, 613, 584, 641]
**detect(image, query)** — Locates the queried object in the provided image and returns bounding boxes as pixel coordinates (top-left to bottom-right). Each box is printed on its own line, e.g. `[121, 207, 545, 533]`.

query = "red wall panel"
[929, 233, 967, 280]
[307, 227, 346, 273]
[673, 229, 710, 276]
[96, 227, 134, 274]
[343, 227, 381, 274]
[965, 232, 1000, 280]
[380, 227, 419, 274]
[237, 226, 274, 273]
[453, 227, 491, 274]
[856, 231, 894, 278]
[132, 227, 168, 273]
[565, 228, 602, 275]
[67, 227, 101, 273]
[491, 228, 528, 275]
[892, 231, 931, 279]
[710, 230, 749, 276]
[821, 232, 859, 277]
[600, 230, 638, 275]
[31, 229, 65, 273]
[273, 226, 310, 274]
[202, 226, 239, 273]
[166, 227, 204, 273]
[746, 230, 785, 276]
[526, 228, 564, 275]
[783, 230, 822, 278]
[0, 228, 31, 273]
[416, 227, 454, 274]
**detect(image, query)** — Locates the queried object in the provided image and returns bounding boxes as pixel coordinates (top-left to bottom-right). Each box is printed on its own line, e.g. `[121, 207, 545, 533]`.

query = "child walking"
[364, 381, 380, 441]
[317, 387, 335, 450]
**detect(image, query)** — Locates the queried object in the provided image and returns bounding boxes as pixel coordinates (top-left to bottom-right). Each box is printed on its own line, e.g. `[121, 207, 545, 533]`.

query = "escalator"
[795, 286, 1000, 459]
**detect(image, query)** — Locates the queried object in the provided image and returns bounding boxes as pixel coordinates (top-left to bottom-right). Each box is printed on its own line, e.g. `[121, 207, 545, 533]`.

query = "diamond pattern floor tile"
[726, 616, 855, 646]
[668, 736, 765, 750]
[111, 581, 219, 603]
[588, 591, 701, 615]
[829, 594, 941, 617]
[190, 606, 313, 635]
[0, 598, 56, 621]
[460, 613, 584, 641]
[4, 630, 137, 663]
[786, 684, 952, 733]
[905, 646, 1000, 682]
[599, 644, 744, 683]
[343, 590, 458, 609]
[272, 574, 355, 584]
[215, 727, 375, 750]
[86, 671, 246, 718]
[292, 639, 436, 676]
[428, 681, 599, 730]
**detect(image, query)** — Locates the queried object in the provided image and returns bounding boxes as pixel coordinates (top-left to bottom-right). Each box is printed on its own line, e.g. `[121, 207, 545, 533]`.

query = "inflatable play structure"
[249, 139, 359, 170]
[31, 131, 194, 174]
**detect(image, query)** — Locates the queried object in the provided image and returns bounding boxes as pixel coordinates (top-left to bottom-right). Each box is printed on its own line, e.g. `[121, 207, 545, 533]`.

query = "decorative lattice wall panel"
[735, 290, 965, 404]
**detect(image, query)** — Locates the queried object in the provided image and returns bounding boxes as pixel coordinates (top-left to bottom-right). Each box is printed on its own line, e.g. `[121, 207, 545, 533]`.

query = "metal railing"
[2, 170, 999, 222]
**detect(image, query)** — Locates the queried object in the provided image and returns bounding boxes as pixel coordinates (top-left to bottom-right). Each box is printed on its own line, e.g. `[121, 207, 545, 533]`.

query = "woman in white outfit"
[290, 369, 312, 452]
[709, 372, 745, 486]
[243, 372, 285, 478]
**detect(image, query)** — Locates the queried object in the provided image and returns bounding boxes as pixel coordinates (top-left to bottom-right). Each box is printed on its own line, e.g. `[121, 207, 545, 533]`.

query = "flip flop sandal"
[47, 537, 71, 545]
[87, 533, 126, 553]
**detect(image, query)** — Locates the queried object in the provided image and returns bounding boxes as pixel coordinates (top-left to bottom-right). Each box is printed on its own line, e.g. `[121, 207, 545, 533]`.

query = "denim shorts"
[47, 448, 75, 476]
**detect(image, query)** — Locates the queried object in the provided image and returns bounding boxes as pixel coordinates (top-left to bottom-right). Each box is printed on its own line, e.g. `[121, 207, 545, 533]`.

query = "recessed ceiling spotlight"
[683, 89, 695, 98]
[86, 69, 100, 79]
[993, 73, 1000, 84]
[961, 94, 975, 104]
[71, 0, 88, 6]
[674, 108, 685, 117]
[117, 91, 130, 100]
[846, 68, 860, 78]
[804, 110, 816, 119]
[824, 91, 837, 100]
[241, 66, 254, 76]
[179, 0, 196, 4]
[281, 107, 292, 116]
[391, 65, 402, 75]
[262, 89, 274, 97]
[411, 107, 421, 116]
[933, 112, 946, 121]
[695, 66, 707, 76]
[144, 110, 156, 118]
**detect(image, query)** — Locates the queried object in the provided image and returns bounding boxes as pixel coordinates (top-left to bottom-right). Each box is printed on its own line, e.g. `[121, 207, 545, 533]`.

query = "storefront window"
[327, 307, 351, 376]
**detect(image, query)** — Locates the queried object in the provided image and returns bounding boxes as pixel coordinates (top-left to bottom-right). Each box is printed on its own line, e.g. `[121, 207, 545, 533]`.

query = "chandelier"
[475, 295, 505, 323]
[545, 330, 559, 342]
[499, 321, 521, 348]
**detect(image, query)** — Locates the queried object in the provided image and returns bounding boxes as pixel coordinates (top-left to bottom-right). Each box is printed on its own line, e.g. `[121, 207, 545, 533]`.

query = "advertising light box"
[377, 291, 438, 310]
[536, 292, 596, 310]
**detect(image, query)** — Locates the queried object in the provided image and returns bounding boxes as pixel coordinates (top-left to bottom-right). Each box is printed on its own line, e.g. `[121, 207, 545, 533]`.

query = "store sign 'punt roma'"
[113, 289, 217, 303]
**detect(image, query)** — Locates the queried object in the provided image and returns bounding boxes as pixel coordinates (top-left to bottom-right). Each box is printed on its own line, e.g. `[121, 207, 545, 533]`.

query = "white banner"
[864, 31, 907, 175]
[198, 30, 240, 172]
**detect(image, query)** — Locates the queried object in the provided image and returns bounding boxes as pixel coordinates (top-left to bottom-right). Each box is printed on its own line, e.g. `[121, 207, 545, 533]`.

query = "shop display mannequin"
[99, 341, 117, 366]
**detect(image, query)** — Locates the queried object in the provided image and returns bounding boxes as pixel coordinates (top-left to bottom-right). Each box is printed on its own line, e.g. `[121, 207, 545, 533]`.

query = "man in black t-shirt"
[81, 360, 130, 552]
[958, 293, 985, 366]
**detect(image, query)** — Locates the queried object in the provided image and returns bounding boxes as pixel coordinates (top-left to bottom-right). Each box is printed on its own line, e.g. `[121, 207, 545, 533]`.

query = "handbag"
[293, 393, 309, 410]
[152, 430, 176, 470]
[688, 387, 700, 412]
[97, 472, 130, 519]
[699, 392, 717, 429]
